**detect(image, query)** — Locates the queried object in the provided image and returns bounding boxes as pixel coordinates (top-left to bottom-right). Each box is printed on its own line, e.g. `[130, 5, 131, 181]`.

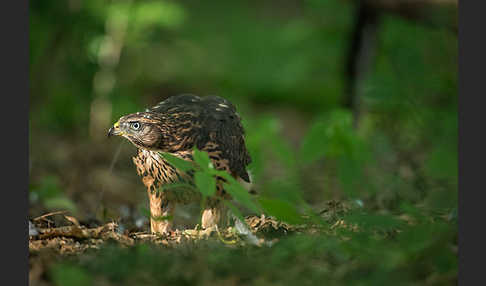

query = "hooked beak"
[107, 121, 123, 137]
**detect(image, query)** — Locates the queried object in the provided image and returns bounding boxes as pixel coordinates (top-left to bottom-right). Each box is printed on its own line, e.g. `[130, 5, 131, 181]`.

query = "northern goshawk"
[108, 94, 251, 234]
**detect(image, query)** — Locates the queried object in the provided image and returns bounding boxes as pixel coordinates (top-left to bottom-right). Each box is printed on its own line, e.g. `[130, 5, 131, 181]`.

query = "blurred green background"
[29, 0, 457, 285]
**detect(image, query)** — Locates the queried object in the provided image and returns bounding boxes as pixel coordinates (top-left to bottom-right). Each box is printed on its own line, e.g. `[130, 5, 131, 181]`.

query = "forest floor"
[29, 201, 358, 286]
[29, 199, 457, 286]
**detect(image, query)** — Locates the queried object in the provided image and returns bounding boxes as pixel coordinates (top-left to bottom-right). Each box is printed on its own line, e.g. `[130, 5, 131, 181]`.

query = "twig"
[33, 211, 67, 221]
[215, 225, 239, 245]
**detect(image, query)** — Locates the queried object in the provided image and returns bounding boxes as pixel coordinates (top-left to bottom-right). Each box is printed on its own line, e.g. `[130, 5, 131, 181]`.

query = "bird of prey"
[108, 94, 252, 234]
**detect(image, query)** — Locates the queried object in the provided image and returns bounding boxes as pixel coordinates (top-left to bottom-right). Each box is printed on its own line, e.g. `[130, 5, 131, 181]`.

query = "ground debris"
[29, 217, 134, 255]
[36, 222, 116, 240]
[244, 214, 299, 238]
[29, 200, 356, 256]
[29, 212, 301, 255]
[319, 200, 352, 223]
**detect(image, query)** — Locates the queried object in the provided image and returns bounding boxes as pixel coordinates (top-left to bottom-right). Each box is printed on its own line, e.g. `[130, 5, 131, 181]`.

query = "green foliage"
[257, 197, 303, 225]
[30, 0, 355, 133]
[43, 198, 78, 214]
[160, 146, 310, 224]
[50, 214, 456, 285]
[243, 116, 283, 180]
[29, 176, 77, 214]
[131, 1, 185, 31]
[50, 264, 92, 286]
[194, 172, 216, 197]
[344, 211, 404, 232]
[159, 149, 264, 218]
[192, 148, 214, 171]
[300, 109, 372, 198]
[159, 152, 195, 172]
[30, 1, 457, 284]
[301, 109, 355, 162]
[219, 174, 260, 215]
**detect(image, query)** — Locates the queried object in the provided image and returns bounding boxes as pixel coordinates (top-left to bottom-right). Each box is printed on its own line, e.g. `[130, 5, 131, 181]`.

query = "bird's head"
[108, 112, 166, 151]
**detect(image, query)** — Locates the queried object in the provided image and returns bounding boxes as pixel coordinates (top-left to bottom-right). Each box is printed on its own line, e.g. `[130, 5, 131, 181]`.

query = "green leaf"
[44, 197, 77, 213]
[133, 1, 185, 30]
[217, 172, 260, 214]
[159, 152, 194, 172]
[344, 211, 404, 231]
[51, 264, 92, 286]
[269, 135, 297, 171]
[33, 175, 63, 200]
[194, 171, 216, 197]
[299, 120, 327, 164]
[258, 197, 303, 225]
[152, 215, 173, 222]
[193, 148, 214, 170]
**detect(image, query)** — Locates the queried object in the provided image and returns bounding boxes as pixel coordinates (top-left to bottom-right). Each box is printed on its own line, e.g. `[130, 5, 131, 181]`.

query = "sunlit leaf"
[159, 152, 194, 172]
[194, 171, 216, 197]
[193, 148, 213, 170]
[133, 2, 185, 30]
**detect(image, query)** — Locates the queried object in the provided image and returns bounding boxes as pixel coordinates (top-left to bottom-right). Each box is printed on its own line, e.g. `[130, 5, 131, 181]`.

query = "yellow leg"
[201, 200, 226, 229]
[148, 188, 175, 235]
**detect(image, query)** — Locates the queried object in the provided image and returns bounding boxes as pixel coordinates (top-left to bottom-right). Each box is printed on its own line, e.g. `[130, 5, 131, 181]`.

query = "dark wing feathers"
[148, 94, 201, 114]
[150, 94, 252, 182]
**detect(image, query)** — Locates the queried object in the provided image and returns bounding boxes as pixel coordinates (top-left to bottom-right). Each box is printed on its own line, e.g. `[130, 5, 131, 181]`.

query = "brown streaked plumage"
[108, 94, 252, 234]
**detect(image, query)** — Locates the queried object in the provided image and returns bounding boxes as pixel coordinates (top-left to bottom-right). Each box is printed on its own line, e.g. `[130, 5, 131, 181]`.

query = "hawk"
[108, 94, 252, 234]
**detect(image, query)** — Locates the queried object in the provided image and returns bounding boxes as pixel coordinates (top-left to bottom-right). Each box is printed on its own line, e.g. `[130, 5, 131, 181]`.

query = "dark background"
[29, 0, 458, 284]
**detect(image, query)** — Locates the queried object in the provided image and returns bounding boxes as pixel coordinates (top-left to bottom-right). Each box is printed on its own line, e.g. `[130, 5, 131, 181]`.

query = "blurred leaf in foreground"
[50, 264, 92, 286]
[258, 197, 303, 225]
